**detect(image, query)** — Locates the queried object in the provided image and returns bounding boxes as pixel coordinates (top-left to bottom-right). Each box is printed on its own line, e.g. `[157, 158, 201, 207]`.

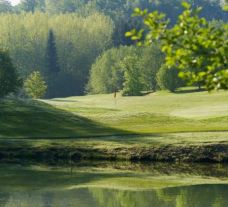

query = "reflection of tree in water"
[89, 188, 172, 207]
[90, 185, 228, 207]
[159, 185, 228, 207]
[43, 192, 54, 207]
[0, 192, 10, 206]
[1, 189, 98, 207]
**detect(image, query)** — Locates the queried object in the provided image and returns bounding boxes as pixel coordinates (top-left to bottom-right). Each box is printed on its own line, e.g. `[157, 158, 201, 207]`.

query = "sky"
[9, 0, 21, 6]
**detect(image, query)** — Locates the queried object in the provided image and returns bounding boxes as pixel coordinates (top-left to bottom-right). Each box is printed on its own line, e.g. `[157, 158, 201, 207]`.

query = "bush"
[156, 65, 184, 92]
[0, 50, 21, 98]
[24, 71, 47, 99]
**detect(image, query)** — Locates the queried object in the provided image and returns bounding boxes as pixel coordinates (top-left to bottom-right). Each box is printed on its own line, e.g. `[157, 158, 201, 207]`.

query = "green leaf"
[182, 2, 191, 9]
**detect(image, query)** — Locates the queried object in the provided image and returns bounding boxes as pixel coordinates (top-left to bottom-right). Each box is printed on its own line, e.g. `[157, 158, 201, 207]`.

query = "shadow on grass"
[0, 99, 131, 139]
[47, 99, 79, 103]
[174, 88, 206, 94]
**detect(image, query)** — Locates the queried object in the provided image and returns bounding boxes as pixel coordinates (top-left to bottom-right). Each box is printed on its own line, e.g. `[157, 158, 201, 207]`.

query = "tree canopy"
[0, 0, 226, 97]
[126, 2, 228, 90]
[87, 45, 164, 94]
[0, 12, 113, 97]
[0, 50, 20, 98]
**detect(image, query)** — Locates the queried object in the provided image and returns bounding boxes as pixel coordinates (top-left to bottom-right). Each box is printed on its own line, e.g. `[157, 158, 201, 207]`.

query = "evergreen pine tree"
[0, 50, 21, 98]
[45, 29, 60, 98]
[46, 29, 60, 74]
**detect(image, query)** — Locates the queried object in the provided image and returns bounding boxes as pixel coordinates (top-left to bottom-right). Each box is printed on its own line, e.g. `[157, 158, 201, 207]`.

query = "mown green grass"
[43, 89, 228, 134]
[0, 88, 227, 148]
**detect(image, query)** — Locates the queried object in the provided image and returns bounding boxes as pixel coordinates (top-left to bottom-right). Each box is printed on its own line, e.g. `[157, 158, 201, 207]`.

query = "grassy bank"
[0, 133, 227, 163]
[0, 88, 228, 162]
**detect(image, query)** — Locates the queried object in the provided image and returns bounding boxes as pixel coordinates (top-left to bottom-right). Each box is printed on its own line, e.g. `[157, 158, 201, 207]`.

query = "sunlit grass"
[0, 88, 227, 155]
[43, 89, 228, 134]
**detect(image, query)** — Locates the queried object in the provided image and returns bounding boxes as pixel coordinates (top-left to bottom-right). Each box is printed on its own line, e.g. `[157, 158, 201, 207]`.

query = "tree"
[19, 0, 45, 12]
[224, 0, 228, 11]
[0, 12, 113, 97]
[87, 46, 138, 94]
[121, 55, 146, 96]
[45, 29, 60, 74]
[156, 65, 184, 92]
[45, 29, 60, 97]
[140, 45, 164, 91]
[0, 0, 12, 13]
[45, 0, 85, 13]
[24, 71, 47, 98]
[87, 45, 164, 94]
[126, 2, 228, 90]
[0, 50, 20, 98]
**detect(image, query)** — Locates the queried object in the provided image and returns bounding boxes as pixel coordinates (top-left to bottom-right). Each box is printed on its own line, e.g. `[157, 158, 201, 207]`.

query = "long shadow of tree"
[0, 99, 130, 139]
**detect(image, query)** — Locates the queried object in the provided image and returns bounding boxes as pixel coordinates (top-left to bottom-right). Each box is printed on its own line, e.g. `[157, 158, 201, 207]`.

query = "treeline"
[87, 46, 184, 95]
[1, 0, 227, 46]
[0, 12, 113, 97]
[0, 0, 227, 97]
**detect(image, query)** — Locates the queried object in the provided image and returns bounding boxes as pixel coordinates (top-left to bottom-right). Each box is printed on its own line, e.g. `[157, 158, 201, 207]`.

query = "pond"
[0, 162, 227, 207]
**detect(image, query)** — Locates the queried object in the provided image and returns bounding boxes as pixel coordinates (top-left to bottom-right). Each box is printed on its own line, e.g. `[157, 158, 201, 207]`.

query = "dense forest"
[0, 0, 227, 97]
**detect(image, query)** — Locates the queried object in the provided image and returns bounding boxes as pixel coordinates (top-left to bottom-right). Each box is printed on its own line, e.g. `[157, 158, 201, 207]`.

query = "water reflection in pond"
[0, 162, 227, 207]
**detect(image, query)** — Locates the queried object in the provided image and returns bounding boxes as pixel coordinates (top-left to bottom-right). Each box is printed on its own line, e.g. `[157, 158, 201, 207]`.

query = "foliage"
[45, 29, 60, 98]
[221, 0, 228, 11]
[46, 29, 60, 74]
[121, 55, 146, 96]
[0, 50, 20, 98]
[140, 45, 164, 91]
[19, 0, 41, 12]
[126, 2, 228, 91]
[0, 0, 226, 97]
[16, 0, 227, 46]
[0, 0, 12, 13]
[87, 46, 137, 94]
[157, 65, 184, 92]
[87, 45, 163, 94]
[24, 71, 47, 98]
[0, 12, 113, 97]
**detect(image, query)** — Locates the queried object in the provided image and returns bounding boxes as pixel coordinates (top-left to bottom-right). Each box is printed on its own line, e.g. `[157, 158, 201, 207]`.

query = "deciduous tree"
[126, 2, 228, 90]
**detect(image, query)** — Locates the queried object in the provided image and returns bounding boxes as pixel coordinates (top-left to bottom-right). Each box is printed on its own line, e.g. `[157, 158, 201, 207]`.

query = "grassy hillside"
[0, 89, 227, 162]
[0, 99, 127, 138]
